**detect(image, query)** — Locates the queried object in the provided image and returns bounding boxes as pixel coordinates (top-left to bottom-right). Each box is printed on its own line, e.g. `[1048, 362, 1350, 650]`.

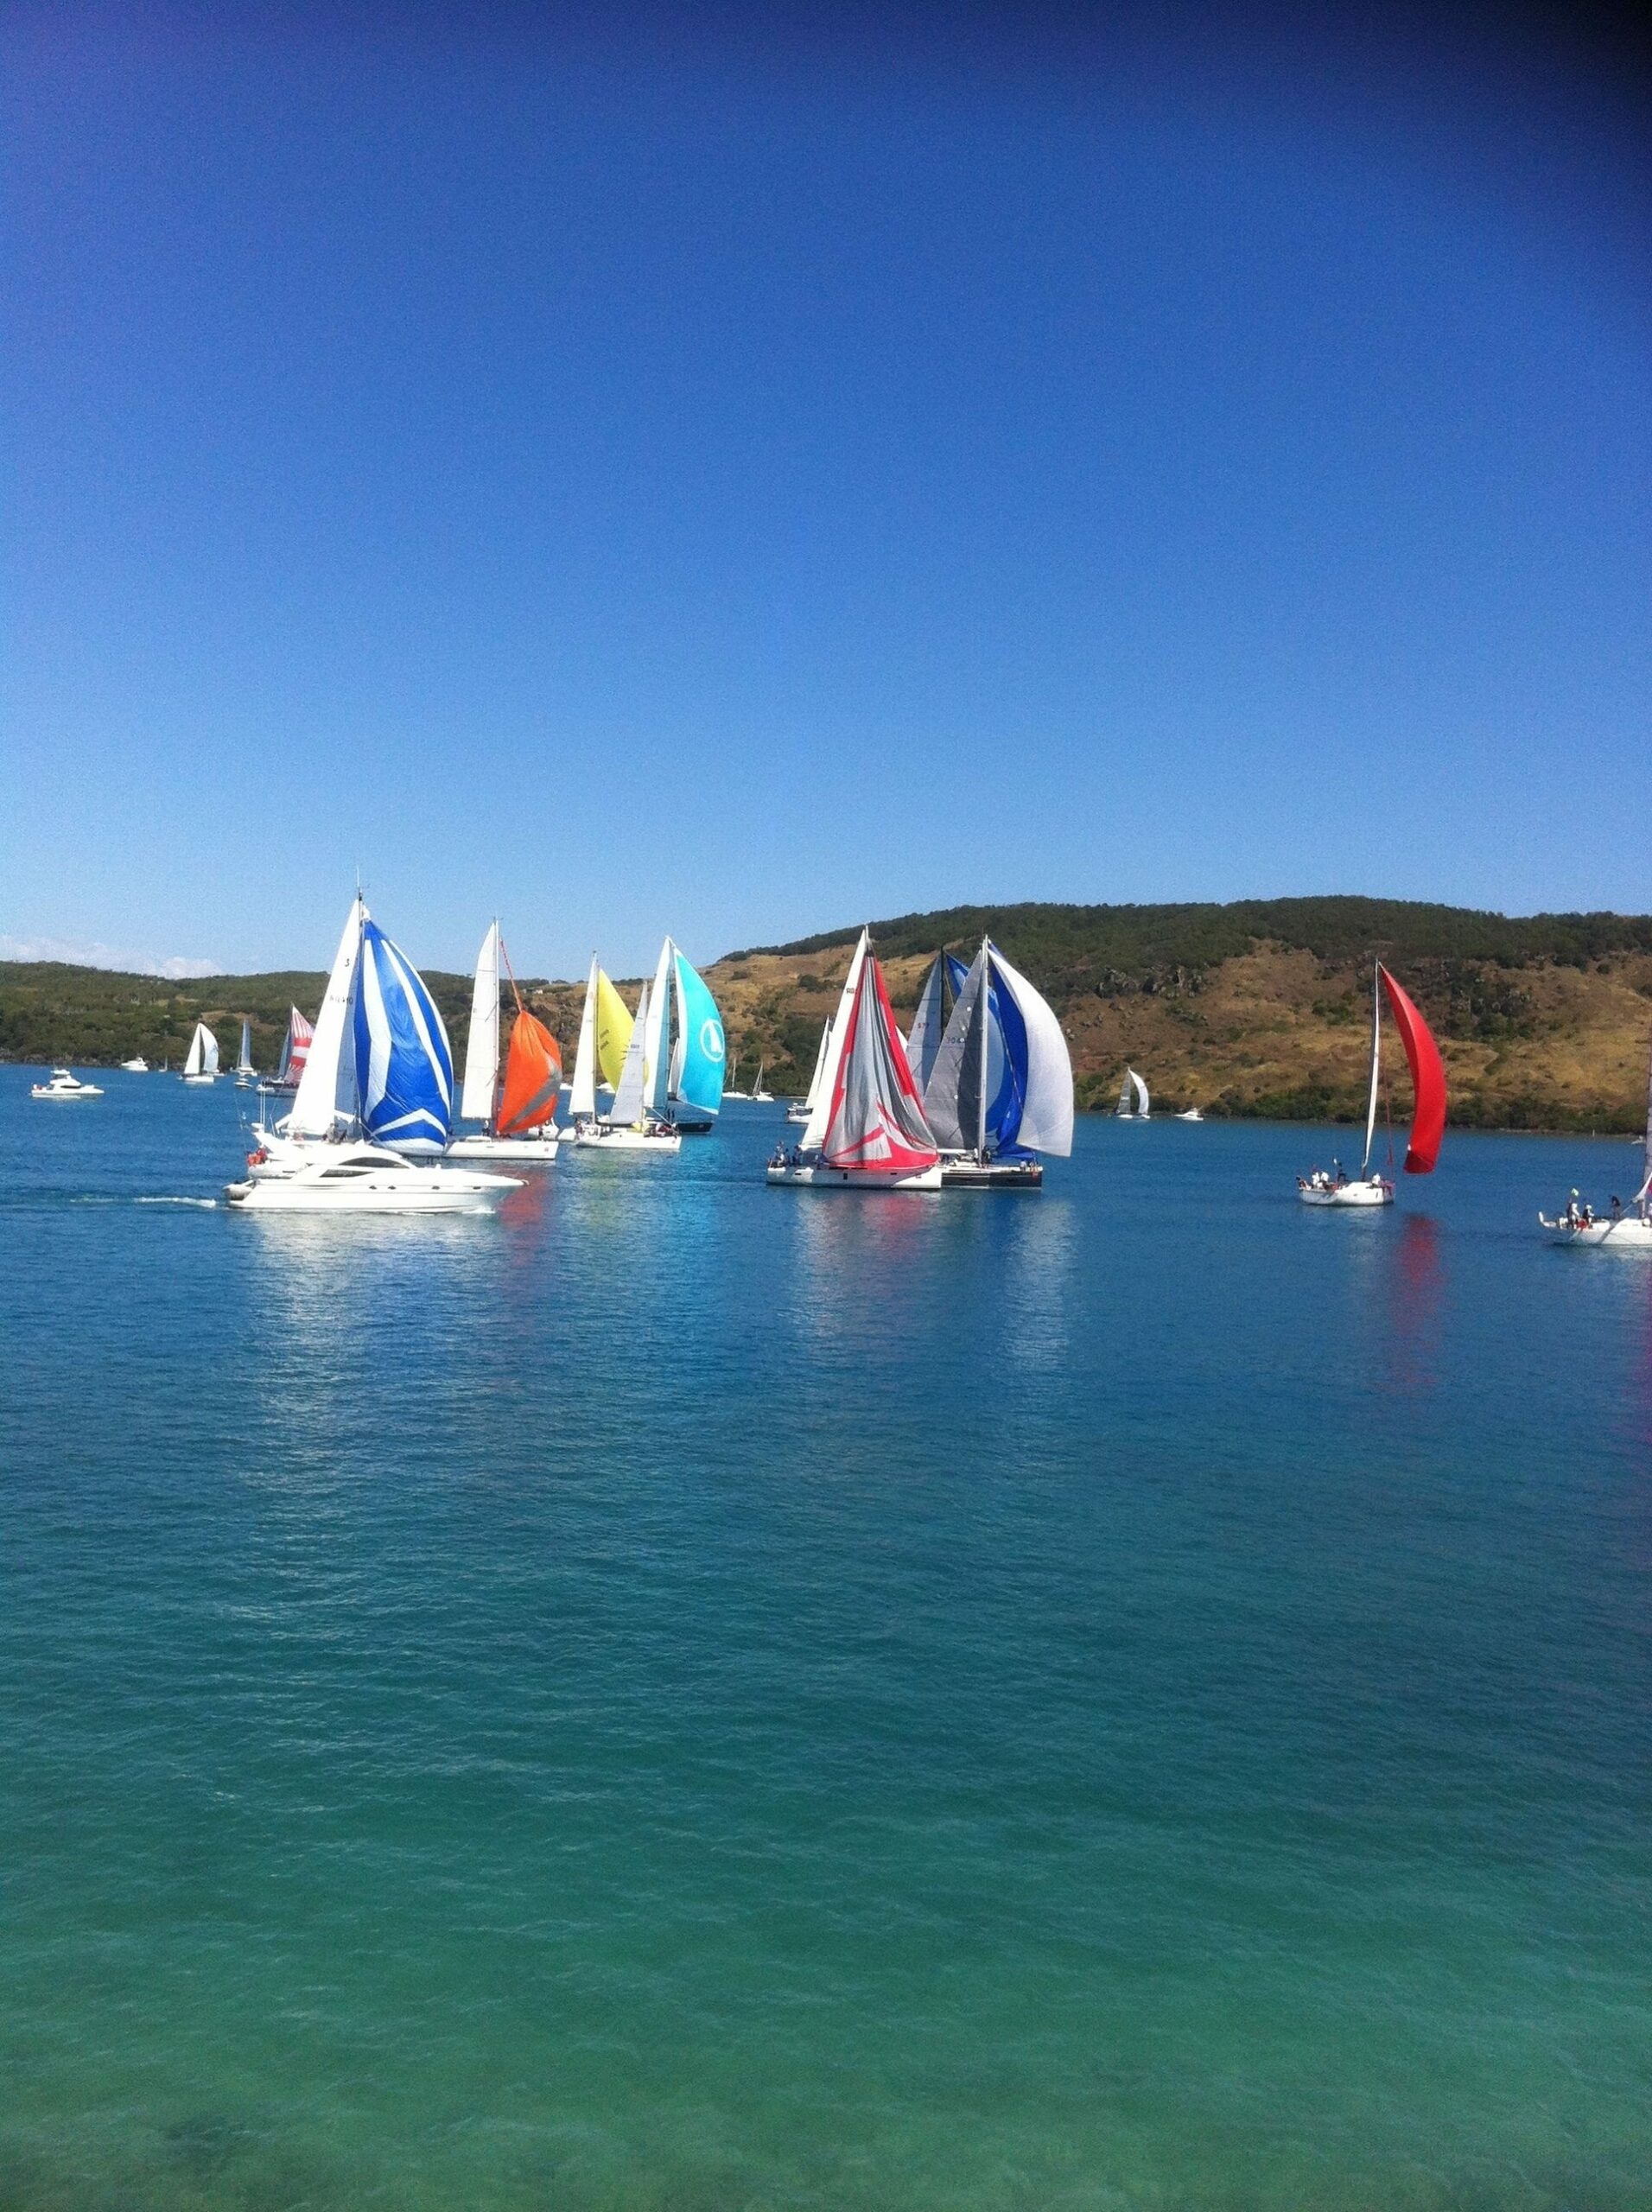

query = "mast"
[1360, 959, 1382, 1177]
[975, 936, 989, 1157]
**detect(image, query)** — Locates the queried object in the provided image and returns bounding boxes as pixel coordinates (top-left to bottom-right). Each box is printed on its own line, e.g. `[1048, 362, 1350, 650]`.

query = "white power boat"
[31, 1067, 104, 1098]
[1298, 963, 1446, 1210]
[120, 1056, 150, 1073]
[226, 1142, 518, 1213]
[1177, 1106, 1203, 1122]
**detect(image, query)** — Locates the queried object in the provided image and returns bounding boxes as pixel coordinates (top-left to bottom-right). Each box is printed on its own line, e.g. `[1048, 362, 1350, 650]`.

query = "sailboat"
[233, 1019, 257, 1087]
[233, 895, 518, 1212]
[1115, 1068, 1149, 1119]
[1540, 1008, 1652, 1249]
[905, 951, 969, 1094]
[447, 921, 562, 1162]
[181, 1020, 219, 1084]
[260, 1007, 314, 1096]
[722, 1052, 749, 1101]
[567, 956, 681, 1152]
[768, 930, 941, 1189]
[658, 937, 727, 1132]
[1297, 963, 1446, 1207]
[918, 938, 1075, 1189]
[788, 1020, 832, 1122]
[751, 1059, 772, 1103]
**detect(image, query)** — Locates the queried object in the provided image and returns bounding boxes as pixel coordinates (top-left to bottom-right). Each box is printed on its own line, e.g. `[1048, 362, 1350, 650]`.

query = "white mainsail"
[800, 932, 868, 1152]
[643, 938, 673, 1118]
[803, 1019, 832, 1112]
[1360, 963, 1382, 1178]
[568, 957, 600, 1120]
[234, 1020, 255, 1077]
[609, 982, 651, 1127]
[289, 897, 367, 1136]
[461, 922, 501, 1125]
[183, 1020, 219, 1077]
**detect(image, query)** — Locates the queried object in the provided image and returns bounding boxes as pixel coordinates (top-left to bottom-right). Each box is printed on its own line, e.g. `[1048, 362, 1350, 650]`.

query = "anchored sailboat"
[568, 955, 681, 1153]
[233, 1019, 257, 1087]
[448, 921, 562, 1162]
[181, 1021, 219, 1084]
[1298, 963, 1446, 1208]
[1115, 1068, 1149, 1119]
[920, 939, 1075, 1188]
[768, 930, 941, 1189]
[1540, 1008, 1652, 1249]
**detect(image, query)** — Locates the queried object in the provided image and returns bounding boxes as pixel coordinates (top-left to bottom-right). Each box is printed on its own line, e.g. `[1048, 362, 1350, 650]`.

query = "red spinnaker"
[1378, 966, 1446, 1174]
[497, 1011, 562, 1135]
[823, 950, 939, 1173]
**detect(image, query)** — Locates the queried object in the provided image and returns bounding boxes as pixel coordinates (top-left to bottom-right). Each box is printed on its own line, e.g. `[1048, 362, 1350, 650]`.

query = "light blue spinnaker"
[353, 920, 455, 1155]
[671, 950, 726, 1119]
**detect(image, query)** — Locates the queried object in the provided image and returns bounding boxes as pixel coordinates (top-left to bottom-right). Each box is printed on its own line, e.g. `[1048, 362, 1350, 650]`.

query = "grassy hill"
[5, 896, 1651, 1131]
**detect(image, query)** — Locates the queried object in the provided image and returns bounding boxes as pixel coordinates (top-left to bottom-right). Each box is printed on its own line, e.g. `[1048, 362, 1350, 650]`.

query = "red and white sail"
[818, 931, 938, 1173]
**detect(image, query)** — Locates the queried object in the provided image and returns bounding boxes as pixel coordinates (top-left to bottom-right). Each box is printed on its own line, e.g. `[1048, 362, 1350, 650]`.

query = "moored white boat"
[1297, 963, 1446, 1211]
[120, 1055, 150, 1073]
[31, 1067, 104, 1098]
[1177, 1106, 1203, 1122]
[226, 1142, 517, 1213]
[233, 1019, 257, 1087]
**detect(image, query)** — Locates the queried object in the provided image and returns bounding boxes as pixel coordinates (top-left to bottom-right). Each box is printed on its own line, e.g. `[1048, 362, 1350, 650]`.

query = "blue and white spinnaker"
[352, 919, 456, 1156]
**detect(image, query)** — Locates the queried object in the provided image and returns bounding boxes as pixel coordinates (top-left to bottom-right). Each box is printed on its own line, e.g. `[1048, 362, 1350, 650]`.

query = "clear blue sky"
[4, 1, 1648, 980]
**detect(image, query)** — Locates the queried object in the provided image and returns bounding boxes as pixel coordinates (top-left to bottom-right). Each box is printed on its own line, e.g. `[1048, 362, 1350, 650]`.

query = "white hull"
[181, 1074, 216, 1086]
[785, 1104, 811, 1123]
[1299, 1176, 1393, 1207]
[226, 1143, 518, 1213]
[1539, 1213, 1652, 1249]
[572, 1120, 682, 1154]
[120, 1058, 149, 1073]
[1177, 1109, 1203, 1122]
[31, 1072, 103, 1098]
[767, 1161, 943, 1190]
[448, 1130, 561, 1162]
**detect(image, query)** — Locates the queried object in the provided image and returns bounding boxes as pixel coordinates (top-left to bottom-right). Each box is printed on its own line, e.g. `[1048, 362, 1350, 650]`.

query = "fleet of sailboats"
[1297, 964, 1446, 1208]
[1540, 1007, 1652, 1248]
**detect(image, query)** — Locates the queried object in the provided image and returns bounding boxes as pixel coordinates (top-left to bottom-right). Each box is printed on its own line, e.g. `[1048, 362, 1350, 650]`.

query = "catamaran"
[447, 921, 562, 1162]
[1297, 963, 1446, 1208]
[566, 955, 682, 1153]
[233, 1019, 257, 1087]
[234, 895, 518, 1211]
[788, 1020, 832, 1122]
[31, 1067, 104, 1098]
[1115, 1068, 1150, 1119]
[1540, 1007, 1652, 1249]
[768, 929, 941, 1189]
[181, 1021, 219, 1084]
[915, 938, 1075, 1188]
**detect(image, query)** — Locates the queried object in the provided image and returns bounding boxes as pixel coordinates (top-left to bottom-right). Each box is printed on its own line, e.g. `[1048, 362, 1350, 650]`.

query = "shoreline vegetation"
[5, 897, 1650, 1134]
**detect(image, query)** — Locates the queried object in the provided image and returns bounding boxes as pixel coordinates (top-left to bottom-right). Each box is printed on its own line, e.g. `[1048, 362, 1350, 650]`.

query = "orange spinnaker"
[497, 1011, 562, 1135]
[1378, 966, 1446, 1174]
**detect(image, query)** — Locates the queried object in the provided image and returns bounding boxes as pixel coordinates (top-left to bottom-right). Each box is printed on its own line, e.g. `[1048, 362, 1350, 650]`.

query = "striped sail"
[352, 920, 454, 1155]
[821, 943, 937, 1173]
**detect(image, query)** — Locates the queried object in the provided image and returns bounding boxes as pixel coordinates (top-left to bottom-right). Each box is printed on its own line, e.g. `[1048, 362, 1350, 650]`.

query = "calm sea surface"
[3, 1067, 1649, 2212]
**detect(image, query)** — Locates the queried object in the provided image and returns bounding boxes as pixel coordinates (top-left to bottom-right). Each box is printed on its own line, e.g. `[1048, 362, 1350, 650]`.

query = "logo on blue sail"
[701, 1019, 725, 1062]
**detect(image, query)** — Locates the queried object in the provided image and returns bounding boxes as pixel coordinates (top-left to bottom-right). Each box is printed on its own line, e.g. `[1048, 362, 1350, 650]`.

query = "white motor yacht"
[225, 1142, 518, 1213]
[31, 1068, 104, 1098]
[120, 1056, 150, 1073]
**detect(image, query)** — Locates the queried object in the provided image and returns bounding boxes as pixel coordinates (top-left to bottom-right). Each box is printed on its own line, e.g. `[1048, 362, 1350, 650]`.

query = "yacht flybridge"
[448, 921, 562, 1162]
[1298, 963, 1446, 1209]
[768, 930, 942, 1189]
[909, 938, 1074, 1189]
[32, 1067, 103, 1098]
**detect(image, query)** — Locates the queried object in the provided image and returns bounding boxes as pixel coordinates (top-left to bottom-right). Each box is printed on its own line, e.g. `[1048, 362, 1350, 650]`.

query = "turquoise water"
[3, 1066, 1649, 2211]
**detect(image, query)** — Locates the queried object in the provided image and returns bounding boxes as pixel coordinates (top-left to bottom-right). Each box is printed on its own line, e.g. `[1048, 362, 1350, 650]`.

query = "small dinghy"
[1298, 963, 1446, 1208]
[31, 1067, 103, 1098]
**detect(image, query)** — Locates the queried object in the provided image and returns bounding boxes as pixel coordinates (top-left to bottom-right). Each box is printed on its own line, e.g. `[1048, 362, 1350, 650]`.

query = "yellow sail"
[594, 969, 633, 1090]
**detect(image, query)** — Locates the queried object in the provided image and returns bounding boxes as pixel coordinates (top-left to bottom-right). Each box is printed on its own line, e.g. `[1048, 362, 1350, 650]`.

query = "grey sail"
[905, 955, 951, 1096]
[922, 946, 989, 1152]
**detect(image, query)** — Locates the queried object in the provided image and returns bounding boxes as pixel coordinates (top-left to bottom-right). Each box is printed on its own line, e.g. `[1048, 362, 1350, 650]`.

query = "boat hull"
[447, 1132, 561, 1162]
[937, 1157, 1043, 1190]
[1299, 1177, 1393, 1207]
[31, 1084, 103, 1099]
[572, 1122, 683, 1154]
[1539, 1214, 1652, 1249]
[767, 1162, 943, 1191]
